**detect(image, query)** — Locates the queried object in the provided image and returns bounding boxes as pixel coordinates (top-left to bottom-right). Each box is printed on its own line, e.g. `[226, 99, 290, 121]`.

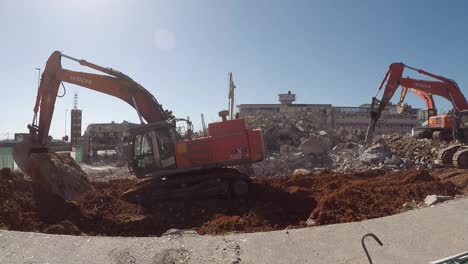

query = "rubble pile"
[376, 134, 450, 166]
[242, 113, 365, 175]
[0, 168, 460, 236]
[245, 112, 328, 152]
[242, 113, 453, 175]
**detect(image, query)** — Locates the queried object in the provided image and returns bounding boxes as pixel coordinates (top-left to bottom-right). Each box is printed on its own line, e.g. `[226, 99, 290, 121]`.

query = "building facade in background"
[238, 92, 422, 134]
[333, 103, 419, 134]
[70, 92, 82, 146]
[81, 121, 139, 162]
[70, 109, 82, 146]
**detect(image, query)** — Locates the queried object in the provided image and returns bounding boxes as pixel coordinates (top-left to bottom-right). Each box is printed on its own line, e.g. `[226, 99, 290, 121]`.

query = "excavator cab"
[127, 121, 179, 178]
[454, 110, 468, 141]
[459, 111, 468, 128]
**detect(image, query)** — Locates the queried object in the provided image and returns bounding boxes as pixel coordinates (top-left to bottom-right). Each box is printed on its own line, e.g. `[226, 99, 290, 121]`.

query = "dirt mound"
[310, 170, 457, 225]
[0, 168, 460, 236]
[0, 168, 43, 231]
[198, 169, 457, 233]
[433, 168, 468, 194]
[13, 142, 94, 201]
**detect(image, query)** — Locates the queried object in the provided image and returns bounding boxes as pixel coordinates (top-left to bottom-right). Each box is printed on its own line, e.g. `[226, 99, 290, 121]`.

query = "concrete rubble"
[401, 194, 455, 212]
[240, 113, 452, 176]
[424, 194, 452, 206]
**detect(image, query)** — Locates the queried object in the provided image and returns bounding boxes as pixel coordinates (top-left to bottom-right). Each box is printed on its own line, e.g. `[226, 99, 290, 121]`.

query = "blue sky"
[1, 0, 468, 139]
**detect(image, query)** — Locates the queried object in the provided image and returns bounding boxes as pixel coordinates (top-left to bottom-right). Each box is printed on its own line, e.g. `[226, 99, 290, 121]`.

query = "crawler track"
[453, 148, 468, 168]
[437, 145, 461, 165]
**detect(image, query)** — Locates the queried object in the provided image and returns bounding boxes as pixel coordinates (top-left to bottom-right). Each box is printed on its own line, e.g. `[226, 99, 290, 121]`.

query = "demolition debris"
[239, 113, 451, 176]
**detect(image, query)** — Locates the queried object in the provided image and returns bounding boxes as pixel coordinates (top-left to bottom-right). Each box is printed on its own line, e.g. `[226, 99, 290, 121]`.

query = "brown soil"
[432, 168, 468, 194]
[0, 167, 461, 236]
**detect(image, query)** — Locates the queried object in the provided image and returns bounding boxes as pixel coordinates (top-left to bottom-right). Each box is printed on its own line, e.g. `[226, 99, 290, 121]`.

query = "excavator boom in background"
[14, 51, 265, 202]
[366, 62, 468, 168]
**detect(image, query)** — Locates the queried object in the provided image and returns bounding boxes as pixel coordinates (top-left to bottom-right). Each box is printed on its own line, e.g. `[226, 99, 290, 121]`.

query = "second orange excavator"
[14, 51, 265, 202]
[365, 62, 468, 168]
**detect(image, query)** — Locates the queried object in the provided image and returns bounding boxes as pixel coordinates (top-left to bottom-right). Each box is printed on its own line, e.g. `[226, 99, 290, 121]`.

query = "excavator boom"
[31, 51, 170, 145]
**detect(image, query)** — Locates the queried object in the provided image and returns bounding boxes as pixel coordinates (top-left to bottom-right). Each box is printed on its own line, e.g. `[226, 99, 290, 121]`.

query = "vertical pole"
[230, 73, 234, 120]
[32, 68, 41, 125]
[65, 109, 68, 138]
[201, 113, 207, 136]
[227, 73, 231, 120]
[35, 68, 41, 88]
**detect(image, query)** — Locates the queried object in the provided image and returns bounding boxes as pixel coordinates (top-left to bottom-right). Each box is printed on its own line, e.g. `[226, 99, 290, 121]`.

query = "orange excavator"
[399, 88, 437, 138]
[365, 62, 468, 168]
[14, 51, 265, 201]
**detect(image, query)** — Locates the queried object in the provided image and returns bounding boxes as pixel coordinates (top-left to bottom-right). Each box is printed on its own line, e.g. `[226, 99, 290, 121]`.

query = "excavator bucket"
[13, 141, 94, 201]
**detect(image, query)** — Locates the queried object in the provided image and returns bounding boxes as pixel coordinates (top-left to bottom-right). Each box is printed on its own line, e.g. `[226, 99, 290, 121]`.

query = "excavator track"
[121, 168, 250, 205]
[452, 147, 468, 168]
[436, 145, 462, 165]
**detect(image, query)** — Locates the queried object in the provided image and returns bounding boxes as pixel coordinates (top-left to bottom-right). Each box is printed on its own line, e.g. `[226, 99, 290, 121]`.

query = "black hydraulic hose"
[57, 82, 66, 98]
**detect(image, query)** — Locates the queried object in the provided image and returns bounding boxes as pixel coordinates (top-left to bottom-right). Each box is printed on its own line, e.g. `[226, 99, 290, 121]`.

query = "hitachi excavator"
[13, 50, 265, 201]
[365, 62, 468, 168]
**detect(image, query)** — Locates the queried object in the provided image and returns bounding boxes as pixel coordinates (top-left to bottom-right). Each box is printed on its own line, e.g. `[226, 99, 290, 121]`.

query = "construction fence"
[0, 146, 83, 170]
[0, 155, 14, 169]
[0, 147, 14, 169]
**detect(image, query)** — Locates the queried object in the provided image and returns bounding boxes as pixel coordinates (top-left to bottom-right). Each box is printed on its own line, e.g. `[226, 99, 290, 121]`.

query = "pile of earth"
[0, 167, 459, 236]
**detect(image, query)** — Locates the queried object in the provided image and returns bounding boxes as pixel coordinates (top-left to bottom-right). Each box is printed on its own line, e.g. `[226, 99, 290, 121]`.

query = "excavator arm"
[30, 50, 171, 145]
[365, 62, 468, 142]
[14, 51, 175, 201]
[399, 87, 437, 117]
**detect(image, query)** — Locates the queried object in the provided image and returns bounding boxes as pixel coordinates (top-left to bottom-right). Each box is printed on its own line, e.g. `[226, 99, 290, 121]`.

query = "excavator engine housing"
[127, 119, 265, 179]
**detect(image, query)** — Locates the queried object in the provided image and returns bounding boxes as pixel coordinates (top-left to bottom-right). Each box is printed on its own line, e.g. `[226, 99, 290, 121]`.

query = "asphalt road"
[1, 197, 467, 264]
